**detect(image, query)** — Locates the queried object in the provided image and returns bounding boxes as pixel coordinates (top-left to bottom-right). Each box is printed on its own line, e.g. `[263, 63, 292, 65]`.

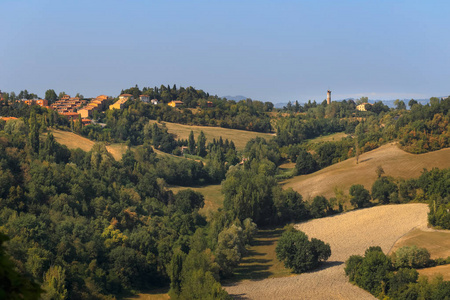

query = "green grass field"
[169, 184, 223, 215]
[306, 131, 348, 144]
[148, 120, 274, 151]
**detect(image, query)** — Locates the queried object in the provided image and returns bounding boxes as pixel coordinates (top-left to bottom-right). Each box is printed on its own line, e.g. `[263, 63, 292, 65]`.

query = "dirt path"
[224, 203, 429, 299]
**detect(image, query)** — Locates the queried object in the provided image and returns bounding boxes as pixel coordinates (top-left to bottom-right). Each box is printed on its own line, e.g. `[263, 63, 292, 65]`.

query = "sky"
[1, 0, 450, 103]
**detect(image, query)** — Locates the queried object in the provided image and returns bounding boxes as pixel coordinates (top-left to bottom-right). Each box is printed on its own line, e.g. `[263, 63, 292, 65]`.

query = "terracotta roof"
[120, 94, 133, 97]
[1, 117, 18, 121]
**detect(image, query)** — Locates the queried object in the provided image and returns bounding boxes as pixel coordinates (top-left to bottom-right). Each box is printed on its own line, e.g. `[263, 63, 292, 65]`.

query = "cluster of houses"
[78, 95, 109, 119]
[50, 95, 88, 115]
[0, 88, 217, 127]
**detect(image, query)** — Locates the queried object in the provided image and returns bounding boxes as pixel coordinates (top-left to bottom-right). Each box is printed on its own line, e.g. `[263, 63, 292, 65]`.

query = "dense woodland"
[0, 87, 449, 299]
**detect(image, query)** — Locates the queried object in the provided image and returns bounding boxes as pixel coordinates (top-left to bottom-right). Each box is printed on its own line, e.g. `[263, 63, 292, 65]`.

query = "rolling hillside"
[225, 203, 429, 299]
[282, 143, 450, 202]
[148, 120, 274, 151]
[48, 129, 128, 161]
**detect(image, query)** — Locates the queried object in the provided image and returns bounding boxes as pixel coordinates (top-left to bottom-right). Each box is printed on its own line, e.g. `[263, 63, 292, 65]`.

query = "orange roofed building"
[168, 100, 184, 107]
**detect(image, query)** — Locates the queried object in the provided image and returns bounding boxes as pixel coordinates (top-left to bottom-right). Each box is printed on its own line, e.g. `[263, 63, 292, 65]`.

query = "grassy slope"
[170, 184, 224, 215]
[148, 120, 274, 151]
[282, 143, 450, 202]
[49, 129, 128, 161]
[305, 131, 348, 144]
[390, 228, 450, 280]
[231, 227, 291, 281]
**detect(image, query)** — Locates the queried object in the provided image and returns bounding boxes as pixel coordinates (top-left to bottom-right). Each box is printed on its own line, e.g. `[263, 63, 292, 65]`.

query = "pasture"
[169, 184, 223, 215]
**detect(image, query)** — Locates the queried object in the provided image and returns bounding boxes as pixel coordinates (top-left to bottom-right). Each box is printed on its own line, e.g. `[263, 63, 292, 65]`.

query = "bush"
[391, 246, 431, 269]
[275, 227, 331, 273]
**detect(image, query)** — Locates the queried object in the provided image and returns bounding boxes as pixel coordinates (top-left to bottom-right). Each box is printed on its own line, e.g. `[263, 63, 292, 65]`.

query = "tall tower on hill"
[327, 90, 331, 105]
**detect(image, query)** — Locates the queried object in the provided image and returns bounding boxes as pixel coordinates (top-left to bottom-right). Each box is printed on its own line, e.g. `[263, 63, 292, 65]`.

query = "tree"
[309, 196, 331, 218]
[58, 92, 66, 99]
[29, 110, 40, 154]
[352, 247, 392, 296]
[391, 246, 430, 269]
[371, 177, 398, 204]
[168, 249, 186, 298]
[276, 227, 331, 273]
[41, 265, 68, 300]
[173, 189, 204, 213]
[349, 184, 371, 208]
[44, 89, 58, 103]
[394, 99, 406, 110]
[0, 233, 43, 300]
[295, 149, 317, 175]
[188, 130, 195, 154]
[196, 131, 206, 157]
[408, 99, 418, 108]
[375, 165, 385, 178]
[356, 96, 369, 105]
[74, 115, 82, 133]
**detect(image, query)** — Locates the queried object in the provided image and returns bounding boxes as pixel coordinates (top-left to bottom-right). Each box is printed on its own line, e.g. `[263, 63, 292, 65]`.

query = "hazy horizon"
[1, 0, 449, 103]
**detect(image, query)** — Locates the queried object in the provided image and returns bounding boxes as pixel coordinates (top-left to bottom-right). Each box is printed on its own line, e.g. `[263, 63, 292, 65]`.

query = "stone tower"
[327, 90, 331, 105]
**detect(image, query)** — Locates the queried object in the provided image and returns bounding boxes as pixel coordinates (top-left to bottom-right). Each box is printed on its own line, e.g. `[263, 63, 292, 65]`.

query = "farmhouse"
[119, 94, 133, 101]
[151, 99, 159, 105]
[168, 100, 184, 108]
[139, 95, 150, 103]
[356, 103, 372, 111]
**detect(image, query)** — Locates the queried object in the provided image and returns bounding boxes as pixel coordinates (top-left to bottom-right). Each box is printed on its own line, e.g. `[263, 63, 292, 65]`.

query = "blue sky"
[1, 0, 449, 103]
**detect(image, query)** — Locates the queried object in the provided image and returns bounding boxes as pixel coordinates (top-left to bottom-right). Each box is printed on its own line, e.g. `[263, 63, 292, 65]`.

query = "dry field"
[282, 143, 450, 201]
[418, 265, 450, 281]
[390, 228, 450, 280]
[225, 203, 429, 300]
[148, 120, 274, 151]
[49, 129, 130, 161]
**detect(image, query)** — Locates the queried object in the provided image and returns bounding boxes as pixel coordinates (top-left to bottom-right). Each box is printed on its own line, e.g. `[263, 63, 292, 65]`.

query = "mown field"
[148, 120, 274, 151]
[48, 129, 128, 161]
[390, 228, 450, 280]
[225, 204, 429, 300]
[282, 143, 450, 204]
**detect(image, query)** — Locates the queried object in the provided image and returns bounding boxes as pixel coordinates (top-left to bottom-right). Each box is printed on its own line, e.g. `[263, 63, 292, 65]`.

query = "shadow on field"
[230, 227, 287, 281]
[306, 260, 344, 274]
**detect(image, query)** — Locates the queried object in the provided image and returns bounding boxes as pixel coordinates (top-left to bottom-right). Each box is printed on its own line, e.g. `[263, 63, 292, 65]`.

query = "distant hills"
[222, 95, 447, 109]
[222, 95, 248, 101]
[274, 98, 439, 109]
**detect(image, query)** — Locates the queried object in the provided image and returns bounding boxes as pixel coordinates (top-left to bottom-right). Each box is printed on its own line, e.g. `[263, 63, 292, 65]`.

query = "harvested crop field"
[224, 203, 429, 300]
[282, 144, 450, 201]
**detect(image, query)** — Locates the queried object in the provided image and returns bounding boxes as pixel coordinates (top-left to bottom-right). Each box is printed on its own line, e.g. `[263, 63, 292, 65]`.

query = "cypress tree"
[188, 130, 195, 154]
[29, 110, 39, 154]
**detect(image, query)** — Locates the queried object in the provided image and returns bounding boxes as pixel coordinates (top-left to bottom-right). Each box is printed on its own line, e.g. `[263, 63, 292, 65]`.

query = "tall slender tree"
[188, 130, 195, 154]
[29, 110, 39, 154]
[197, 131, 207, 157]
